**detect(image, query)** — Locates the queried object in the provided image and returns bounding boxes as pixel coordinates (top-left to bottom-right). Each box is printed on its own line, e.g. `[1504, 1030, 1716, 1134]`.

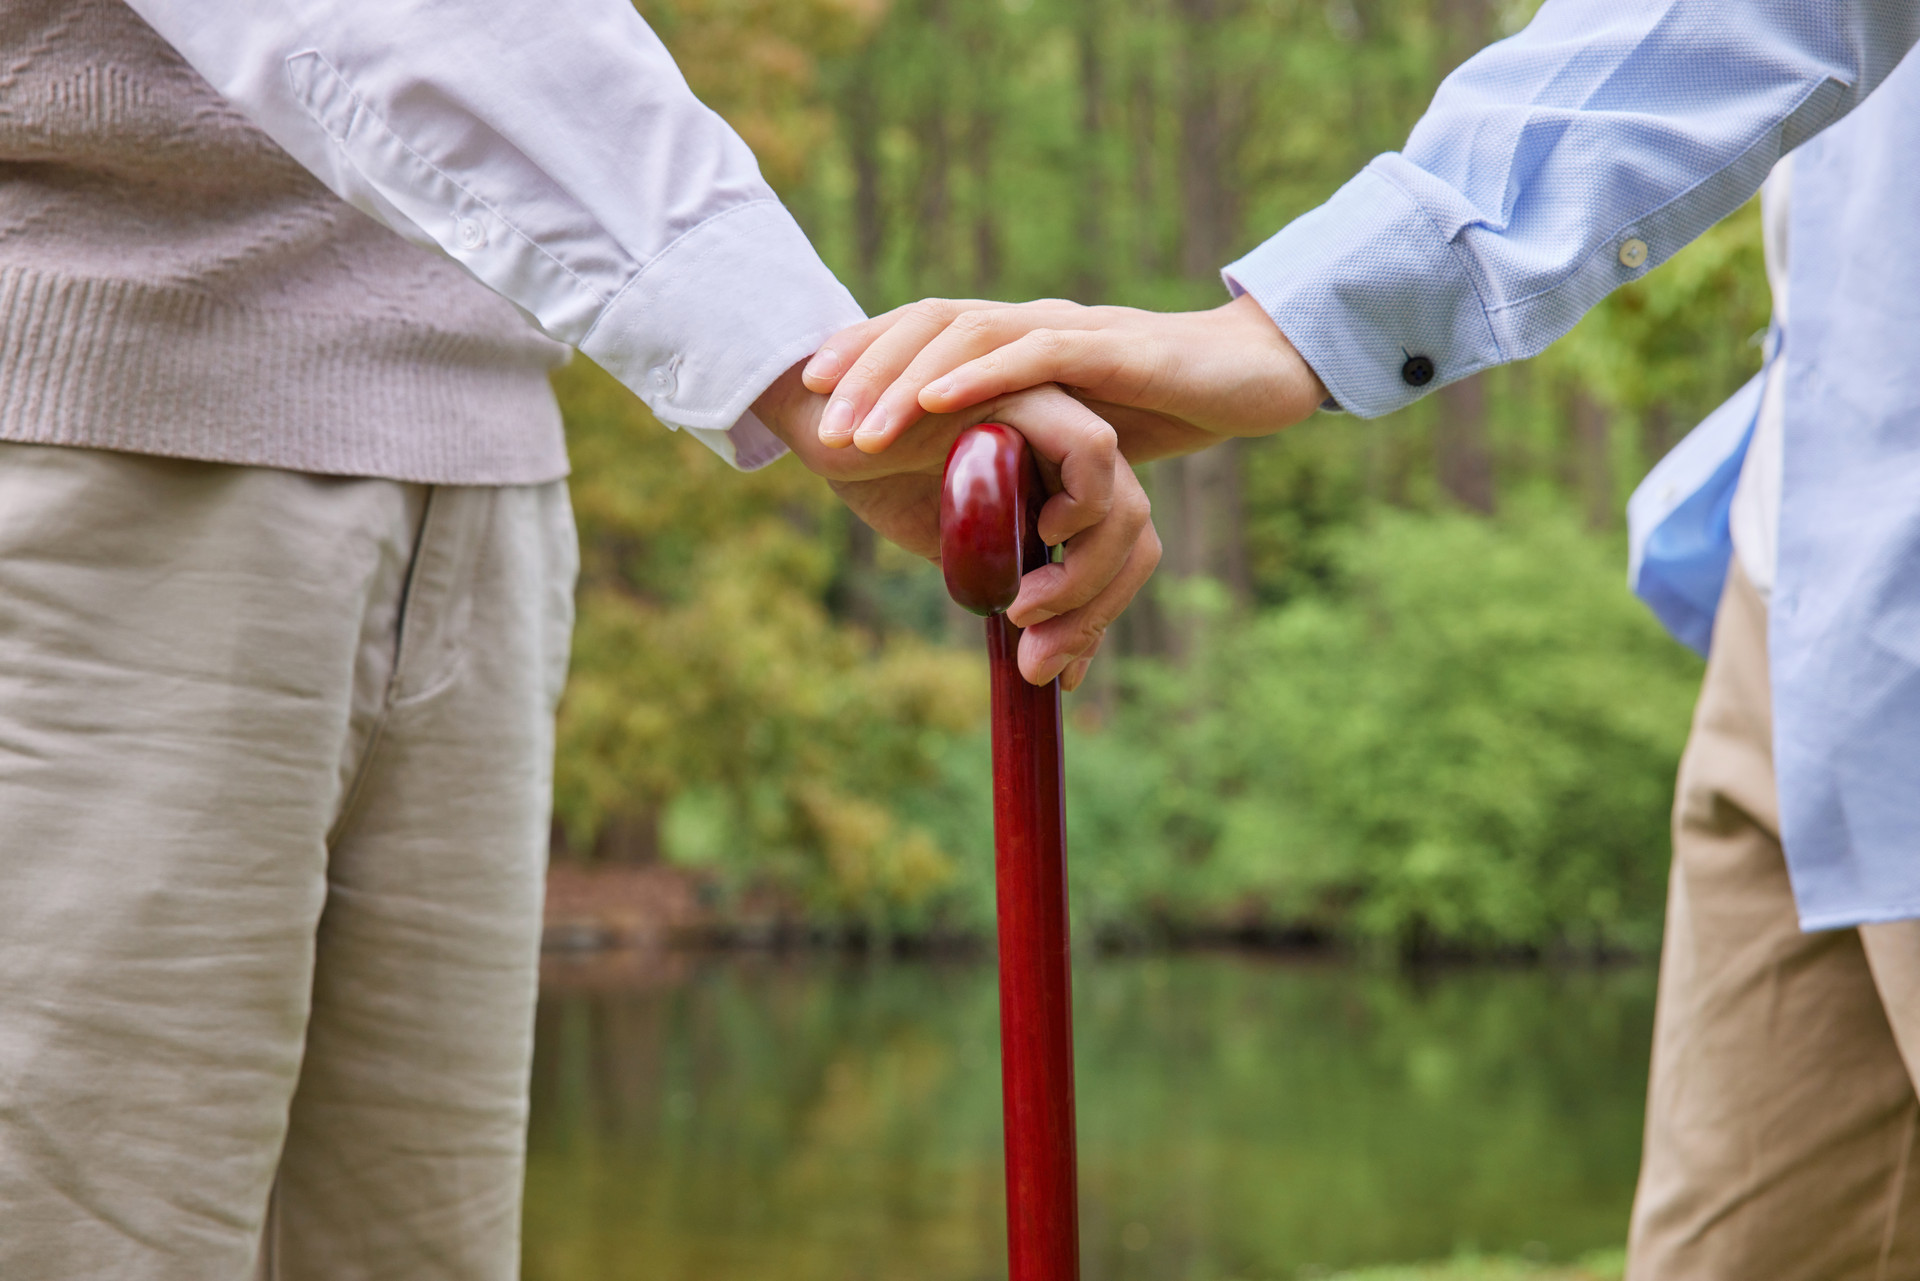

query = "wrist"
[1214, 293, 1327, 434]
[754, 358, 958, 482]
[751, 361, 818, 446]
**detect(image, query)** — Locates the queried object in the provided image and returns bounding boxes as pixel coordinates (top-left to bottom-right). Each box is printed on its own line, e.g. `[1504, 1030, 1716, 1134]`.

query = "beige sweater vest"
[0, 0, 571, 485]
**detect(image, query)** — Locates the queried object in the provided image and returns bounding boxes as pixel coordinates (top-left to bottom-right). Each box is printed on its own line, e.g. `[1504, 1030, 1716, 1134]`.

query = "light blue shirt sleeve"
[1225, 0, 1920, 418]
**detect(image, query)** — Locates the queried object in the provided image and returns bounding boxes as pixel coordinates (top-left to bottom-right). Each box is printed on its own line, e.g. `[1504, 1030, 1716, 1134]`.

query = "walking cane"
[940, 422, 1081, 1281]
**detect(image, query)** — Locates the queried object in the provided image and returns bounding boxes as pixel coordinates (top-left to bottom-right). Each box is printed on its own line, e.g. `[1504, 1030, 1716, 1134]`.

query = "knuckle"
[1027, 327, 1069, 358]
[1076, 480, 1114, 521]
[850, 343, 893, 376]
[951, 308, 1000, 340]
[845, 357, 888, 390]
[1141, 525, 1164, 569]
[1060, 565, 1105, 608]
[1060, 617, 1106, 654]
[908, 298, 956, 325]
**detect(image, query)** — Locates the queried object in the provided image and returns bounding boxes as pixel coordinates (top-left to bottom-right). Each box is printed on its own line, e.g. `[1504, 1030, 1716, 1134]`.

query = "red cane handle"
[939, 422, 1050, 615]
[939, 424, 1081, 1281]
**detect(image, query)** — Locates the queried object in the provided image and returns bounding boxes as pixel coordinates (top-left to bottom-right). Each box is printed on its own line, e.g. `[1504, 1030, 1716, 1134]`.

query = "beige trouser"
[1627, 563, 1920, 1279]
[0, 442, 576, 1279]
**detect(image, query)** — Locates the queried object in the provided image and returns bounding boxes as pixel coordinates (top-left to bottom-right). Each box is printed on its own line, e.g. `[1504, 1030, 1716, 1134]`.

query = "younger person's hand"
[753, 363, 1160, 690]
[800, 293, 1328, 461]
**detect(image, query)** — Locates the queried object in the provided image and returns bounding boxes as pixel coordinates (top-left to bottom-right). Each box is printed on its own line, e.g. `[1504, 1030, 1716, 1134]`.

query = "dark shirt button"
[1401, 354, 1435, 387]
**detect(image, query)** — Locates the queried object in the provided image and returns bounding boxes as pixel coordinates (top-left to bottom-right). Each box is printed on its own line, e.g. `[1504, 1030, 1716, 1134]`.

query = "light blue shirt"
[1227, 0, 1920, 931]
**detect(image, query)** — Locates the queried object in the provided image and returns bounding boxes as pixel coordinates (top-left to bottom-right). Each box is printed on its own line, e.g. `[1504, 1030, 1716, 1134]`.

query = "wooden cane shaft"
[987, 612, 1080, 1281]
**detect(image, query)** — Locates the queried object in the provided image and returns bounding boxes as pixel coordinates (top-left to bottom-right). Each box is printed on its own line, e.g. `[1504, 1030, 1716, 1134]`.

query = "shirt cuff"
[684, 409, 788, 472]
[578, 199, 866, 469]
[1222, 165, 1503, 419]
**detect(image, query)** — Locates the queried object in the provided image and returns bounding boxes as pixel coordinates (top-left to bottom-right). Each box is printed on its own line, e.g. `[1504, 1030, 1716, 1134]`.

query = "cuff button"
[1401, 354, 1435, 387]
[1618, 237, 1648, 268]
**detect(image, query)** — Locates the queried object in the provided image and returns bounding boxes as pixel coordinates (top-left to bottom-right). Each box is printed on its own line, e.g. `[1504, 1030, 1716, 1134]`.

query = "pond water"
[525, 951, 1654, 1281]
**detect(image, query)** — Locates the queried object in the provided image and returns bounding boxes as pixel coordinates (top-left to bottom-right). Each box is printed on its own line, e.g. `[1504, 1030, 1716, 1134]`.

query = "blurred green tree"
[552, 360, 981, 930]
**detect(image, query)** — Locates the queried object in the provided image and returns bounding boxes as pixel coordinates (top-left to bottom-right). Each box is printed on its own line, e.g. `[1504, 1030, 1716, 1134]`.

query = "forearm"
[126, 0, 863, 468]
[1233, 0, 1920, 417]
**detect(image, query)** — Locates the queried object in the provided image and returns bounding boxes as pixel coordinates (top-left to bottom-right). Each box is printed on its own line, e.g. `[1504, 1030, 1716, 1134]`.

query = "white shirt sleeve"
[120, 0, 866, 470]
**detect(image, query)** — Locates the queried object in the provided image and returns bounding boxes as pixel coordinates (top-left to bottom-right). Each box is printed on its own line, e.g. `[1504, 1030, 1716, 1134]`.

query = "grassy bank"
[1334, 1253, 1623, 1281]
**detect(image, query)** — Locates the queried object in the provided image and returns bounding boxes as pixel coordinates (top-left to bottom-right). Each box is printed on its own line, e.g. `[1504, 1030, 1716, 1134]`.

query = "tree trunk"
[963, 13, 1001, 292]
[1072, 0, 1108, 300]
[844, 60, 884, 297]
[1172, 0, 1238, 279]
[1436, 0, 1492, 79]
[1124, 35, 1164, 279]
[1435, 372, 1496, 513]
[911, 0, 953, 294]
[1151, 442, 1250, 659]
[593, 809, 663, 865]
[967, 104, 1000, 291]
[834, 513, 882, 634]
[1573, 390, 1616, 530]
[1641, 401, 1676, 470]
[915, 96, 951, 294]
[1148, 0, 1250, 661]
[1197, 441, 1251, 601]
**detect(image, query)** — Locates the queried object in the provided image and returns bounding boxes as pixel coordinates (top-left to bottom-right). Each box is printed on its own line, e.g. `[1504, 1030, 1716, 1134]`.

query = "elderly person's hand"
[753, 362, 1159, 691]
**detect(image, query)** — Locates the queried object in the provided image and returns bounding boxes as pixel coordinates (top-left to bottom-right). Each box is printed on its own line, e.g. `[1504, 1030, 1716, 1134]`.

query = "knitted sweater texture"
[0, 0, 570, 484]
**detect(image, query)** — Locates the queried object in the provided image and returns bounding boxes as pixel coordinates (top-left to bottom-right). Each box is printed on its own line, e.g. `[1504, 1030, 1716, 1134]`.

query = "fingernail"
[853, 409, 891, 450]
[805, 348, 843, 381]
[925, 376, 955, 401]
[1035, 654, 1071, 686]
[820, 398, 854, 442]
[1007, 603, 1055, 628]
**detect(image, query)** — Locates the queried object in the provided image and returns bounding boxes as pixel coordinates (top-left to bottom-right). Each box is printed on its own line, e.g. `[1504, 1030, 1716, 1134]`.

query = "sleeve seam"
[285, 50, 610, 308]
[1365, 161, 1510, 368]
[1476, 74, 1843, 320]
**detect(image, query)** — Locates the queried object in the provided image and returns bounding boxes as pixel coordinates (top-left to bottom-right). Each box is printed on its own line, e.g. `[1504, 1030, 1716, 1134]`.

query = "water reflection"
[525, 952, 1652, 1280]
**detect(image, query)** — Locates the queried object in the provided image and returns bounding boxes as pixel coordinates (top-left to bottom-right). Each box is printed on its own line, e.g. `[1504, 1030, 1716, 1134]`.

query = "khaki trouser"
[0, 442, 576, 1279]
[1628, 563, 1920, 1279]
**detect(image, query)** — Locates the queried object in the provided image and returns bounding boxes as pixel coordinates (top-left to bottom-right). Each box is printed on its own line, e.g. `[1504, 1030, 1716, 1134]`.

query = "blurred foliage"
[899, 505, 1700, 954]
[550, 0, 1767, 952]
[552, 360, 982, 926]
[1095, 506, 1699, 956]
[639, 0, 886, 188]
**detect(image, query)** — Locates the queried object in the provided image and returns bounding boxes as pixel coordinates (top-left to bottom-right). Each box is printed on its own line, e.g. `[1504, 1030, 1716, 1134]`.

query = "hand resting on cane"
[799, 293, 1330, 462]
[753, 361, 1160, 693]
